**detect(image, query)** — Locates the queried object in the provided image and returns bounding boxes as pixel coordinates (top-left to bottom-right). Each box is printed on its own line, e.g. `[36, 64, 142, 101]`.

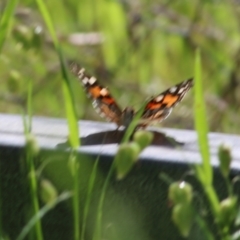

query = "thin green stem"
[17, 192, 72, 240]
[81, 158, 99, 240]
[69, 151, 80, 240]
[195, 213, 214, 240]
[93, 163, 115, 240]
[26, 151, 43, 240]
[202, 184, 220, 217]
[23, 79, 43, 240]
[27, 80, 32, 132]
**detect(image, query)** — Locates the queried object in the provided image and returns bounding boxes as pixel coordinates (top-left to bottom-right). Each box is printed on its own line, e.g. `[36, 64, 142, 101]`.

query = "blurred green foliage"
[0, 0, 240, 133]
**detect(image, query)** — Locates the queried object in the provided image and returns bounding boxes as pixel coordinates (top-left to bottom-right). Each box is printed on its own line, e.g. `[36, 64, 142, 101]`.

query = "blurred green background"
[1, 0, 240, 133]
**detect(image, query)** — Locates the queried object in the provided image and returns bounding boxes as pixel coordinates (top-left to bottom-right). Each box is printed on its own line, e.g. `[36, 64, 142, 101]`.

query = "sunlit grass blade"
[58, 50, 80, 148]
[16, 192, 72, 240]
[34, 1, 80, 240]
[194, 49, 220, 216]
[35, 0, 79, 148]
[194, 48, 212, 184]
[27, 80, 32, 132]
[0, 0, 18, 51]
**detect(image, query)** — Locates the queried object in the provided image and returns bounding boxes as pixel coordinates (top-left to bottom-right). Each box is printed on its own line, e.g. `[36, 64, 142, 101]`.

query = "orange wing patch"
[145, 102, 163, 110]
[162, 94, 179, 107]
[140, 78, 193, 125]
[88, 86, 103, 98]
[70, 62, 123, 126]
[101, 96, 116, 105]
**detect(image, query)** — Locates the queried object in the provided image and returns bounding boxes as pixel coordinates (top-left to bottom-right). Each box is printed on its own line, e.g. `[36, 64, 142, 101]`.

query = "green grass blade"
[59, 51, 80, 148]
[68, 151, 80, 240]
[34, 0, 58, 46]
[0, 0, 18, 50]
[16, 192, 72, 240]
[194, 49, 220, 216]
[194, 48, 212, 184]
[35, 0, 79, 148]
[194, 214, 214, 240]
[81, 158, 99, 240]
[22, 156, 42, 240]
[34, 1, 80, 240]
[27, 80, 32, 132]
[21, 76, 43, 240]
[93, 163, 114, 240]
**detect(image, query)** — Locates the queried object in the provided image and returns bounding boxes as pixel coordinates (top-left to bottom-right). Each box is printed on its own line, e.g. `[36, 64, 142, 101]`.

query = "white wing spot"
[95, 108, 101, 113]
[100, 112, 106, 118]
[155, 95, 164, 102]
[78, 68, 85, 78]
[100, 88, 109, 96]
[163, 108, 172, 120]
[89, 77, 97, 85]
[153, 110, 164, 118]
[169, 86, 177, 93]
[178, 87, 185, 94]
[82, 77, 89, 85]
[92, 100, 98, 108]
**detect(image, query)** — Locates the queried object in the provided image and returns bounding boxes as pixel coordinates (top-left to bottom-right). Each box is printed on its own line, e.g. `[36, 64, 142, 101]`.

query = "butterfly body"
[70, 63, 193, 129]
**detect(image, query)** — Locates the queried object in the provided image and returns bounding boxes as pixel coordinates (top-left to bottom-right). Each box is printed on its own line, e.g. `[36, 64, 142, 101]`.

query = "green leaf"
[218, 196, 237, 227]
[40, 179, 58, 205]
[218, 144, 232, 178]
[168, 181, 193, 205]
[133, 130, 153, 150]
[172, 203, 194, 237]
[115, 142, 141, 180]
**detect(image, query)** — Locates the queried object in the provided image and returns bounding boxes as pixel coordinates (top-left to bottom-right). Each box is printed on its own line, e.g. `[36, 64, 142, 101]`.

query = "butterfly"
[70, 62, 193, 129]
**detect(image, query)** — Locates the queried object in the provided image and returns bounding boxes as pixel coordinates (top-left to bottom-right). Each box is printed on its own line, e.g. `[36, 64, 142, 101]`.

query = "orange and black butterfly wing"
[140, 78, 193, 125]
[70, 63, 123, 126]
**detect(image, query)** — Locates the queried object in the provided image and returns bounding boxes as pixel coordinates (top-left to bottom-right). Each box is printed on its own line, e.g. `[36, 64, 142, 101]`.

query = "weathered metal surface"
[0, 113, 239, 168]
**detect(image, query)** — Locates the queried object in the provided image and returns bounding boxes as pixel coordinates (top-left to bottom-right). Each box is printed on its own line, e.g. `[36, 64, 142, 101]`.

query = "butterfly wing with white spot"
[140, 78, 193, 125]
[70, 62, 123, 126]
